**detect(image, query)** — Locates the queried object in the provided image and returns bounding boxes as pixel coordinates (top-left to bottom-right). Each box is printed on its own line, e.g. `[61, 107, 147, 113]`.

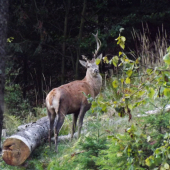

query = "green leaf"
[112, 79, 119, 88]
[120, 42, 125, 49]
[125, 77, 130, 84]
[137, 90, 145, 98]
[148, 88, 155, 99]
[112, 56, 119, 67]
[163, 53, 170, 65]
[7, 37, 14, 43]
[164, 88, 170, 97]
[145, 156, 154, 167]
[146, 68, 153, 75]
[126, 70, 132, 77]
[95, 58, 101, 65]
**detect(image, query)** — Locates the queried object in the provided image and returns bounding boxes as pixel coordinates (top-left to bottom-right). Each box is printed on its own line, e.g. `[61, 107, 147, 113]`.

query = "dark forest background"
[6, 0, 170, 107]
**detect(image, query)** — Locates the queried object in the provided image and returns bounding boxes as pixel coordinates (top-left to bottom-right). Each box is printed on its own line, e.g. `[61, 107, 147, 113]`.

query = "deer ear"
[79, 60, 87, 68]
[97, 53, 102, 60]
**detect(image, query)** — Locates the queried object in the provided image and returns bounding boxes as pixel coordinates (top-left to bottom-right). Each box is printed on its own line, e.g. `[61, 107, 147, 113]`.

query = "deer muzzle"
[94, 69, 99, 74]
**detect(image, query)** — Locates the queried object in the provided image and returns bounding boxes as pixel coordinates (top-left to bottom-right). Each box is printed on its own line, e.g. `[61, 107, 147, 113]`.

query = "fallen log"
[2, 116, 87, 166]
[136, 104, 170, 117]
[2, 116, 50, 166]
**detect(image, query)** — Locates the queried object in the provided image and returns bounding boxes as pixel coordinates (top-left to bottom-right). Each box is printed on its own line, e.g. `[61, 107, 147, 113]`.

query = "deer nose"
[94, 69, 99, 74]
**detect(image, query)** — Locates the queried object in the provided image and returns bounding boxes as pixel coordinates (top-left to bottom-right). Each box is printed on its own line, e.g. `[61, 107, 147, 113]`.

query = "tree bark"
[75, 0, 87, 79]
[61, 0, 70, 84]
[2, 116, 50, 166]
[0, 0, 8, 151]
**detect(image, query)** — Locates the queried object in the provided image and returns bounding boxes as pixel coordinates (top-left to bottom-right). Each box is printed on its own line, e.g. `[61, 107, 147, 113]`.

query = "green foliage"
[59, 115, 72, 135]
[72, 135, 108, 170]
[46, 133, 108, 170]
[5, 84, 31, 118]
[96, 124, 148, 170]
[3, 113, 21, 135]
[95, 109, 170, 169]
[163, 47, 170, 66]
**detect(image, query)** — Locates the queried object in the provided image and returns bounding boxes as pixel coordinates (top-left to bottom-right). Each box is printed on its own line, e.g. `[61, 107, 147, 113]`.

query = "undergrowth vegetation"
[1, 27, 170, 169]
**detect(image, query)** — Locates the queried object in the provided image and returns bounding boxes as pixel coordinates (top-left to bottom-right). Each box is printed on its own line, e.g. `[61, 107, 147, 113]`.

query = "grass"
[1, 92, 170, 169]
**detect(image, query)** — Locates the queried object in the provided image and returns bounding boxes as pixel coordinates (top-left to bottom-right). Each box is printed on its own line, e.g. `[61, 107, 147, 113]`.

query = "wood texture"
[2, 116, 49, 166]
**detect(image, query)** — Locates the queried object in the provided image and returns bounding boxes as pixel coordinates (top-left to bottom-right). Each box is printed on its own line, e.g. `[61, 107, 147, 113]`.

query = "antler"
[92, 31, 102, 58]
[82, 55, 89, 62]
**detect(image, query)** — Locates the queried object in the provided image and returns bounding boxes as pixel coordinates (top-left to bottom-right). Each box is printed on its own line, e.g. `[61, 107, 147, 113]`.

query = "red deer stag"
[46, 31, 102, 152]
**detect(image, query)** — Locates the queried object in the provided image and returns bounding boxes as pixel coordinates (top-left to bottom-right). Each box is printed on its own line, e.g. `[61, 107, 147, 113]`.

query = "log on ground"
[2, 116, 50, 166]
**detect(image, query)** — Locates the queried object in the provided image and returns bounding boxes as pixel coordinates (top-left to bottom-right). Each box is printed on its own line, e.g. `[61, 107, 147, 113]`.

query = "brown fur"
[46, 32, 103, 152]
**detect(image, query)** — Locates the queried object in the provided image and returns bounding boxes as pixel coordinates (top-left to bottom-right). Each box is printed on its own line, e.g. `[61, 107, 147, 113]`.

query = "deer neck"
[84, 70, 102, 97]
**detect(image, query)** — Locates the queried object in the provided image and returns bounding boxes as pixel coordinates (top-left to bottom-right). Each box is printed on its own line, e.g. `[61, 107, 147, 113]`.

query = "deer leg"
[71, 113, 78, 140]
[78, 106, 88, 139]
[54, 112, 65, 153]
[47, 109, 55, 150]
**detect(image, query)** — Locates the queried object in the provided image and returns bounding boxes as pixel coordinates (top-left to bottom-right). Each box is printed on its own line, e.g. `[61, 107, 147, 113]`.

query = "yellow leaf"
[119, 51, 122, 56]
[117, 152, 123, 157]
[103, 56, 109, 64]
[112, 56, 119, 67]
[125, 59, 130, 63]
[121, 78, 124, 84]
[112, 79, 119, 88]
[126, 70, 132, 77]
[164, 163, 169, 169]
[120, 42, 125, 49]
[128, 104, 133, 110]
[120, 36, 126, 42]
[125, 77, 130, 84]
[95, 58, 101, 65]
[163, 53, 170, 65]
[164, 88, 170, 97]
[135, 58, 139, 64]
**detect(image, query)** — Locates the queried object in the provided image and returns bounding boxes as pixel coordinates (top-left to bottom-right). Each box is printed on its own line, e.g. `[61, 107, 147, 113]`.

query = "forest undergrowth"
[1, 27, 170, 170]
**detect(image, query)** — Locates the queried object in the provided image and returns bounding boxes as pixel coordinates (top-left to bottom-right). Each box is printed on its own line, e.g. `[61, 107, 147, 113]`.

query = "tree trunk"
[2, 116, 50, 166]
[75, 0, 87, 79]
[0, 0, 8, 151]
[61, 0, 70, 84]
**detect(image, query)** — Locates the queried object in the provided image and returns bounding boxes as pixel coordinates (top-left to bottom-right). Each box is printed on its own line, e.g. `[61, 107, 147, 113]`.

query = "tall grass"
[131, 23, 168, 69]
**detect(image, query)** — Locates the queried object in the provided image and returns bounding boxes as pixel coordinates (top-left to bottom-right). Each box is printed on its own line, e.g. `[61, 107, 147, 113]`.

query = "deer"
[46, 31, 102, 152]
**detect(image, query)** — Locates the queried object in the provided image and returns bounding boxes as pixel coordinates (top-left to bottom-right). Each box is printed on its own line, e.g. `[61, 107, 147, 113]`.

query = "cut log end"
[2, 138, 30, 166]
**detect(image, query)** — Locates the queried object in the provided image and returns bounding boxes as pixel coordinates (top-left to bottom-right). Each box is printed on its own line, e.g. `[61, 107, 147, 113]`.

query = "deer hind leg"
[71, 113, 78, 140]
[47, 109, 56, 150]
[54, 111, 65, 153]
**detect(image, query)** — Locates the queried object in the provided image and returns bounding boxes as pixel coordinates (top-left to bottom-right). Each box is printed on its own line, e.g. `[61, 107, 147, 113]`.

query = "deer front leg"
[71, 113, 78, 140]
[78, 106, 88, 139]
[54, 113, 65, 153]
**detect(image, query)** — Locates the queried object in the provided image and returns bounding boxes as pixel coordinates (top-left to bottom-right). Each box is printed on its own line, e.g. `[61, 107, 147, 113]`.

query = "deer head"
[79, 31, 102, 78]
